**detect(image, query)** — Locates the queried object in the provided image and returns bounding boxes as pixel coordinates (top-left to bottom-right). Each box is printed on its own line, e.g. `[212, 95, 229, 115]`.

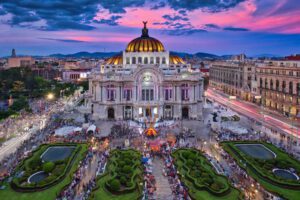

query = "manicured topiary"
[43, 162, 55, 173]
[122, 165, 132, 173]
[187, 159, 194, 167]
[124, 158, 132, 165]
[29, 157, 42, 169]
[118, 160, 125, 167]
[120, 176, 127, 185]
[110, 179, 121, 191]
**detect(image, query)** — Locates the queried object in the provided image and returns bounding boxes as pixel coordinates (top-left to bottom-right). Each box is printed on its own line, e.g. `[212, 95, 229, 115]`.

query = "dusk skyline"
[1, 0, 300, 57]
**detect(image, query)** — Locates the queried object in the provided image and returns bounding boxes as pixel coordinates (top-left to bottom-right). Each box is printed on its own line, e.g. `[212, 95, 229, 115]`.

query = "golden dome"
[105, 54, 122, 65]
[170, 54, 185, 64]
[126, 21, 165, 52]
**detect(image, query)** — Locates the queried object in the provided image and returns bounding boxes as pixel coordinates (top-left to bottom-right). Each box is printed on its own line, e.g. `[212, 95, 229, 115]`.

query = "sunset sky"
[0, 0, 300, 56]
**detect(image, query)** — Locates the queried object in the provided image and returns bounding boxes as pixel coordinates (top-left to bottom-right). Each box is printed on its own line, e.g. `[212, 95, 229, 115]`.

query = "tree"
[9, 96, 29, 111]
[43, 162, 55, 173]
[110, 179, 121, 191]
[12, 80, 25, 92]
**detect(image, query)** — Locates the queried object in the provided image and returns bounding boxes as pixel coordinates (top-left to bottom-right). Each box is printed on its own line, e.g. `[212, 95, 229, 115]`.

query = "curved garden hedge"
[172, 148, 241, 200]
[221, 141, 300, 200]
[89, 149, 143, 200]
[10, 143, 81, 192]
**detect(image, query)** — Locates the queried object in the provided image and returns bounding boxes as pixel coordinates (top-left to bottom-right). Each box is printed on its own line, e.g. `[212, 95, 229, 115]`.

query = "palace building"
[86, 22, 204, 121]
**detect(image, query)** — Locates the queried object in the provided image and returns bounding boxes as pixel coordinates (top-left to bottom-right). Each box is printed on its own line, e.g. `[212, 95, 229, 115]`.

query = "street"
[206, 88, 300, 139]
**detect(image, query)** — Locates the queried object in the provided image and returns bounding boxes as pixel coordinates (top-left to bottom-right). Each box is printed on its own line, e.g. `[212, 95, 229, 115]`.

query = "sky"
[0, 0, 300, 57]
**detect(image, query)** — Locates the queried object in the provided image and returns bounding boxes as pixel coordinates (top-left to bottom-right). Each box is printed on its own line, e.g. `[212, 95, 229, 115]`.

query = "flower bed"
[172, 148, 241, 200]
[222, 141, 300, 200]
[89, 149, 143, 200]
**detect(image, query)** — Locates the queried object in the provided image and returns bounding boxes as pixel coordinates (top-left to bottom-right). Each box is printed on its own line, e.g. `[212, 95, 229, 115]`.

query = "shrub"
[124, 158, 132, 165]
[187, 159, 194, 167]
[52, 164, 65, 176]
[195, 160, 201, 167]
[211, 180, 225, 191]
[194, 170, 201, 178]
[120, 176, 127, 185]
[210, 182, 221, 191]
[29, 157, 42, 169]
[118, 160, 126, 167]
[126, 181, 133, 187]
[188, 154, 197, 161]
[122, 165, 132, 173]
[202, 176, 213, 185]
[43, 162, 55, 173]
[110, 179, 121, 191]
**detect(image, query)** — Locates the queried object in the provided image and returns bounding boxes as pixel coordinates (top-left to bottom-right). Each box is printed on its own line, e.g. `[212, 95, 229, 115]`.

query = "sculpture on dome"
[142, 21, 149, 37]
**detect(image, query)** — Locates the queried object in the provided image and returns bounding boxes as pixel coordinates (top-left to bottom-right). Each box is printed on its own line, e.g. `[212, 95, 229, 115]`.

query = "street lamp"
[47, 93, 54, 100]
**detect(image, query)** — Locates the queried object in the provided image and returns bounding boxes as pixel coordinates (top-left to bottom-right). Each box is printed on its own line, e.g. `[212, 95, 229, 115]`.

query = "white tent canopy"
[87, 124, 96, 133]
[54, 126, 76, 136]
[73, 127, 82, 132]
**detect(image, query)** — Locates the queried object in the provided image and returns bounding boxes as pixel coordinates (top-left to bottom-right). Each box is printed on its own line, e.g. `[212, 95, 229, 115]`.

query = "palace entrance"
[107, 107, 115, 119]
[145, 107, 151, 117]
[182, 107, 189, 119]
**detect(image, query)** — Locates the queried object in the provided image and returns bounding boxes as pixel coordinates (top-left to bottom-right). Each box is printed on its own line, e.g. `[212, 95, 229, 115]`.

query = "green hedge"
[222, 141, 300, 200]
[10, 143, 81, 192]
[173, 148, 232, 197]
[172, 148, 242, 200]
[89, 149, 143, 200]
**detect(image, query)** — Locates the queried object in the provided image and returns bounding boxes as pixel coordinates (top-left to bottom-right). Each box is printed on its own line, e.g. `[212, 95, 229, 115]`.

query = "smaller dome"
[104, 54, 122, 65]
[170, 54, 185, 64]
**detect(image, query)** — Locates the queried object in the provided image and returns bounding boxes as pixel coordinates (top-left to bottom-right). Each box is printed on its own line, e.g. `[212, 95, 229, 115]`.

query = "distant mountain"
[46, 51, 283, 60]
[170, 51, 219, 59]
[49, 51, 120, 58]
[48, 51, 221, 59]
[251, 54, 282, 58]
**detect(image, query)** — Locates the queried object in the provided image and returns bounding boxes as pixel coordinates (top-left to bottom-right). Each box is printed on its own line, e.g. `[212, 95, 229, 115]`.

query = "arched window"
[162, 57, 166, 64]
[276, 80, 279, 90]
[156, 57, 160, 64]
[150, 57, 154, 64]
[126, 57, 130, 64]
[132, 57, 136, 64]
[265, 78, 268, 89]
[282, 81, 286, 93]
[144, 57, 148, 64]
[289, 81, 293, 94]
[270, 79, 273, 90]
[138, 57, 142, 64]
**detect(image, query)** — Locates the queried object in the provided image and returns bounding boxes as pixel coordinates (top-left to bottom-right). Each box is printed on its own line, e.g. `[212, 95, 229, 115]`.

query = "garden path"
[152, 157, 173, 200]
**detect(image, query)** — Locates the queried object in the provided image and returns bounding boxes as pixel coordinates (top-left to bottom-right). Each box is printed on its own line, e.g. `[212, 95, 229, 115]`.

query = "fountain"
[28, 171, 48, 183]
[235, 144, 276, 159]
[273, 168, 299, 180]
[40, 146, 75, 162]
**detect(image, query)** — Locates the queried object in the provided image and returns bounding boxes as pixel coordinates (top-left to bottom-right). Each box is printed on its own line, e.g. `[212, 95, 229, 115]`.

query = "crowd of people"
[57, 147, 94, 200]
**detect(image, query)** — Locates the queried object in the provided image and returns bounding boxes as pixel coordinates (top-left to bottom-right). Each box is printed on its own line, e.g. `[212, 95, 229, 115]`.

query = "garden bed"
[221, 141, 300, 200]
[89, 149, 143, 200]
[172, 148, 241, 200]
[0, 143, 88, 200]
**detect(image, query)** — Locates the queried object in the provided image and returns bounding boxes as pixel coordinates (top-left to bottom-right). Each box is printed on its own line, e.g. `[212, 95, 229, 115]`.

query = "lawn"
[0, 143, 88, 200]
[221, 141, 300, 200]
[89, 149, 143, 200]
[172, 148, 241, 200]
